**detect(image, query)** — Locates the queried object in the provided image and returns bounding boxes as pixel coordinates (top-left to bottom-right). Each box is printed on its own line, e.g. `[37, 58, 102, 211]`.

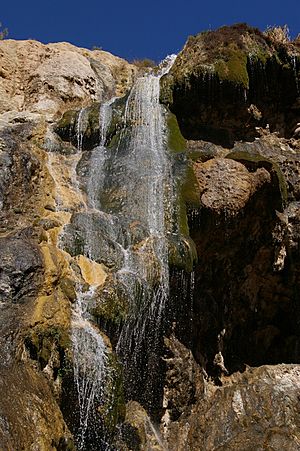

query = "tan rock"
[125, 401, 166, 450]
[0, 39, 136, 118]
[163, 343, 300, 451]
[75, 254, 107, 286]
[194, 157, 271, 214]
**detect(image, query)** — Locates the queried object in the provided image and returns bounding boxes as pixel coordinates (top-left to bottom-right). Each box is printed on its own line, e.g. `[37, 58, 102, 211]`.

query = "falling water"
[68, 99, 116, 449]
[87, 98, 117, 210]
[111, 55, 177, 409]
[58, 55, 178, 446]
[72, 287, 109, 450]
[291, 55, 299, 95]
[77, 108, 86, 151]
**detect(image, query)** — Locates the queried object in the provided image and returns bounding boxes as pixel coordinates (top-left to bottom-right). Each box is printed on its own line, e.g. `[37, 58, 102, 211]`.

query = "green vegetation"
[166, 112, 199, 271]
[214, 44, 249, 87]
[0, 22, 8, 40]
[167, 112, 186, 153]
[100, 355, 126, 433]
[92, 278, 129, 327]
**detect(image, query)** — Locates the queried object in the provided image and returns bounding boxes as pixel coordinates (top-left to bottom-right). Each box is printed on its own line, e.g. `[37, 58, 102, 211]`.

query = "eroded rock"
[163, 359, 300, 451]
[194, 157, 271, 214]
[0, 40, 136, 118]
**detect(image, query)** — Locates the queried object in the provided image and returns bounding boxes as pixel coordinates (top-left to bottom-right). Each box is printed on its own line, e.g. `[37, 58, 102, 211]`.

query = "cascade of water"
[291, 55, 299, 95]
[87, 98, 116, 210]
[77, 108, 85, 151]
[70, 100, 121, 449]
[72, 287, 109, 450]
[58, 55, 178, 446]
[65, 99, 116, 449]
[112, 55, 177, 408]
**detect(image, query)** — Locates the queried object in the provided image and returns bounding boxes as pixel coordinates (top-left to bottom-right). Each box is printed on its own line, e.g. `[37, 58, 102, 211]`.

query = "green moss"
[56, 109, 77, 130]
[168, 235, 198, 272]
[55, 102, 101, 149]
[100, 354, 126, 434]
[175, 162, 201, 243]
[215, 45, 249, 88]
[226, 150, 288, 208]
[92, 279, 129, 327]
[167, 113, 186, 153]
[24, 325, 70, 370]
[164, 111, 200, 272]
[160, 75, 174, 106]
[181, 163, 201, 206]
[84, 103, 100, 139]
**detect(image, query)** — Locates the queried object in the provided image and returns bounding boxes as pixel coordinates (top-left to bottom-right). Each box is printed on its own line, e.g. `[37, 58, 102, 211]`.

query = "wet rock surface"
[0, 232, 43, 302]
[0, 39, 135, 450]
[159, 24, 300, 451]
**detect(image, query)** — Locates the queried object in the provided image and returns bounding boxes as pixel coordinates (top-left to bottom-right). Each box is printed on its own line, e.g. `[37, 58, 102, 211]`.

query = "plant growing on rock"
[131, 58, 156, 69]
[0, 22, 8, 39]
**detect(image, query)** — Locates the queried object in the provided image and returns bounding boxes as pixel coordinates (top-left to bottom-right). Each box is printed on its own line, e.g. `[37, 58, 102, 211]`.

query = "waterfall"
[111, 55, 177, 410]
[57, 55, 177, 447]
[87, 98, 117, 210]
[67, 99, 116, 449]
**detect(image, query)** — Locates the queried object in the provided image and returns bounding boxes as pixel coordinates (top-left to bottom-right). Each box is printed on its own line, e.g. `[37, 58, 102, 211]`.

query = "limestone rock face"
[0, 39, 136, 450]
[194, 157, 271, 213]
[160, 26, 300, 451]
[0, 26, 300, 451]
[0, 40, 136, 117]
[163, 338, 300, 451]
[0, 233, 43, 302]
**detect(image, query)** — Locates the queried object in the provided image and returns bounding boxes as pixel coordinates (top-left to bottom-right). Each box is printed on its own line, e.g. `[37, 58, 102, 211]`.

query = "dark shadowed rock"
[0, 231, 43, 303]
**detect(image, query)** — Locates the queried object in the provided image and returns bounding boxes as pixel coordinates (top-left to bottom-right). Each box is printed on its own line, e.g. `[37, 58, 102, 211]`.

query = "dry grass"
[264, 25, 291, 44]
[131, 58, 156, 69]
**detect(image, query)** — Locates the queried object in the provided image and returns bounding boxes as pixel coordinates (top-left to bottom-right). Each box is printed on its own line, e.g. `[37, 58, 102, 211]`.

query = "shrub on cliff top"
[131, 58, 156, 69]
[0, 22, 8, 40]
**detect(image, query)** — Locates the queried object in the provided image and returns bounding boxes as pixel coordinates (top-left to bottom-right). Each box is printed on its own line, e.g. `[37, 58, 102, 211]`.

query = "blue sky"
[1, 1, 299, 62]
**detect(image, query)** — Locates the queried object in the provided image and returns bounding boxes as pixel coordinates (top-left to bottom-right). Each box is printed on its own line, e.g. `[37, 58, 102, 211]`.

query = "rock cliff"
[0, 24, 300, 451]
[159, 24, 300, 451]
[0, 39, 135, 450]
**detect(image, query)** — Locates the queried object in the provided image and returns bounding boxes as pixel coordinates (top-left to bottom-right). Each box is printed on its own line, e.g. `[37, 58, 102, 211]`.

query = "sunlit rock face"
[0, 38, 137, 450]
[0, 40, 136, 117]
